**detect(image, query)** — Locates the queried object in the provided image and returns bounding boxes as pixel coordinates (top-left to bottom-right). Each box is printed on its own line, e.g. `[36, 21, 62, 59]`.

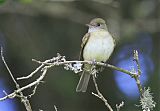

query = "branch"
[133, 50, 143, 96]
[92, 75, 113, 111]
[116, 101, 124, 111]
[32, 59, 135, 76]
[0, 67, 48, 101]
[1, 47, 32, 111]
[54, 105, 58, 111]
[17, 54, 63, 80]
[0, 49, 155, 111]
[1, 47, 19, 87]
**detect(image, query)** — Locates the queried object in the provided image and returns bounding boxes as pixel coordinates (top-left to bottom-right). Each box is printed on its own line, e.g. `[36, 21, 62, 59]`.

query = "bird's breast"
[83, 31, 114, 62]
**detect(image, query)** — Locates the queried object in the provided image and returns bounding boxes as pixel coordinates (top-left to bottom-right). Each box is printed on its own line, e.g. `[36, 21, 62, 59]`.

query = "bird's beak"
[85, 24, 91, 27]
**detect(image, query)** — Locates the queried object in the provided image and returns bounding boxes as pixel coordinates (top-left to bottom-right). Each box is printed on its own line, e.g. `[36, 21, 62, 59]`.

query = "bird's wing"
[79, 33, 90, 60]
[113, 38, 116, 47]
[109, 32, 116, 47]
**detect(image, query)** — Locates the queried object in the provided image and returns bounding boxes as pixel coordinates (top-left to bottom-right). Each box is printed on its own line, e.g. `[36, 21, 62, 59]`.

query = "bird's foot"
[91, 59, 97, 65]
[90, 65, 98, 78]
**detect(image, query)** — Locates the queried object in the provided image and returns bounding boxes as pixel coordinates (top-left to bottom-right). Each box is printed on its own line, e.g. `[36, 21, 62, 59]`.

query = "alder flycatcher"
[76, 18, 115, 92]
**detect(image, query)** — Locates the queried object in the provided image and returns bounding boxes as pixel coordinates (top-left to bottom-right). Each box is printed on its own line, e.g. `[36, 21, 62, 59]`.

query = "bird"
[76, 18, 115, 92]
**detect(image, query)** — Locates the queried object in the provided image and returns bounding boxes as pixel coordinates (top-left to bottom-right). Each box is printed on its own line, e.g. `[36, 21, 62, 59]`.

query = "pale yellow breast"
[83, 30, 114, 62]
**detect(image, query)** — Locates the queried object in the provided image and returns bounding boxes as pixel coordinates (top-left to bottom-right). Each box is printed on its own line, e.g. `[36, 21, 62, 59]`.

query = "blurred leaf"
[0, 0, 6, 5]
[19, 0, 32, 4]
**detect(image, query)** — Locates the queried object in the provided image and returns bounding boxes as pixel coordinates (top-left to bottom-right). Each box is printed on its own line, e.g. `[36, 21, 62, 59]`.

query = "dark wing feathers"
[79, 33, 90, 61]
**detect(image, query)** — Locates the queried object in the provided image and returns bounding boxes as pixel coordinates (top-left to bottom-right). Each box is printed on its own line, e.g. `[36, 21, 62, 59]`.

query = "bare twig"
[133, 50, 143, 96]
[17, 56, 60, 80]
[1, 47, 19, 87]
[133, 50, 141, 75]
[0, 66, 48, 101]
[28, 83, 39, 98]
[17, 64, 44, 80]
[54, 105, 58, 111]
[32, 59, 135, 76]
[116, 101, 124, 111]
[1, 47, 32, 111]
[89, 50, 143, 111]
[92, 75, 113, 111]
[0, 49, 150, 111]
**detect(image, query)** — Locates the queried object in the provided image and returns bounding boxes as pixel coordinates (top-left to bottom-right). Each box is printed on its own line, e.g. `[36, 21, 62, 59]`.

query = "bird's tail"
[76, 70, 91, 92]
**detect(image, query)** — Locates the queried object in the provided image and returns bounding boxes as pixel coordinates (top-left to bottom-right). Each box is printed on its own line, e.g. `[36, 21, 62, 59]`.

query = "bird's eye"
[97, 23, 101, 26]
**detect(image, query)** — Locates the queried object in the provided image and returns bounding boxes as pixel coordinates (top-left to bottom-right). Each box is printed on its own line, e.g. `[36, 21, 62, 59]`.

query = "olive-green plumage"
[76, 18, 115, 92]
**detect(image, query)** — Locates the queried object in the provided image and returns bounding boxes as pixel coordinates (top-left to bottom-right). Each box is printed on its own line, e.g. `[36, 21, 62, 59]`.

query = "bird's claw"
[92, 59, 97, 65]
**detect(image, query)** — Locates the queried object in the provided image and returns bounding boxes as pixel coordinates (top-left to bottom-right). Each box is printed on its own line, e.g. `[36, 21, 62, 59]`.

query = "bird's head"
[86, 18, 107, 30]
